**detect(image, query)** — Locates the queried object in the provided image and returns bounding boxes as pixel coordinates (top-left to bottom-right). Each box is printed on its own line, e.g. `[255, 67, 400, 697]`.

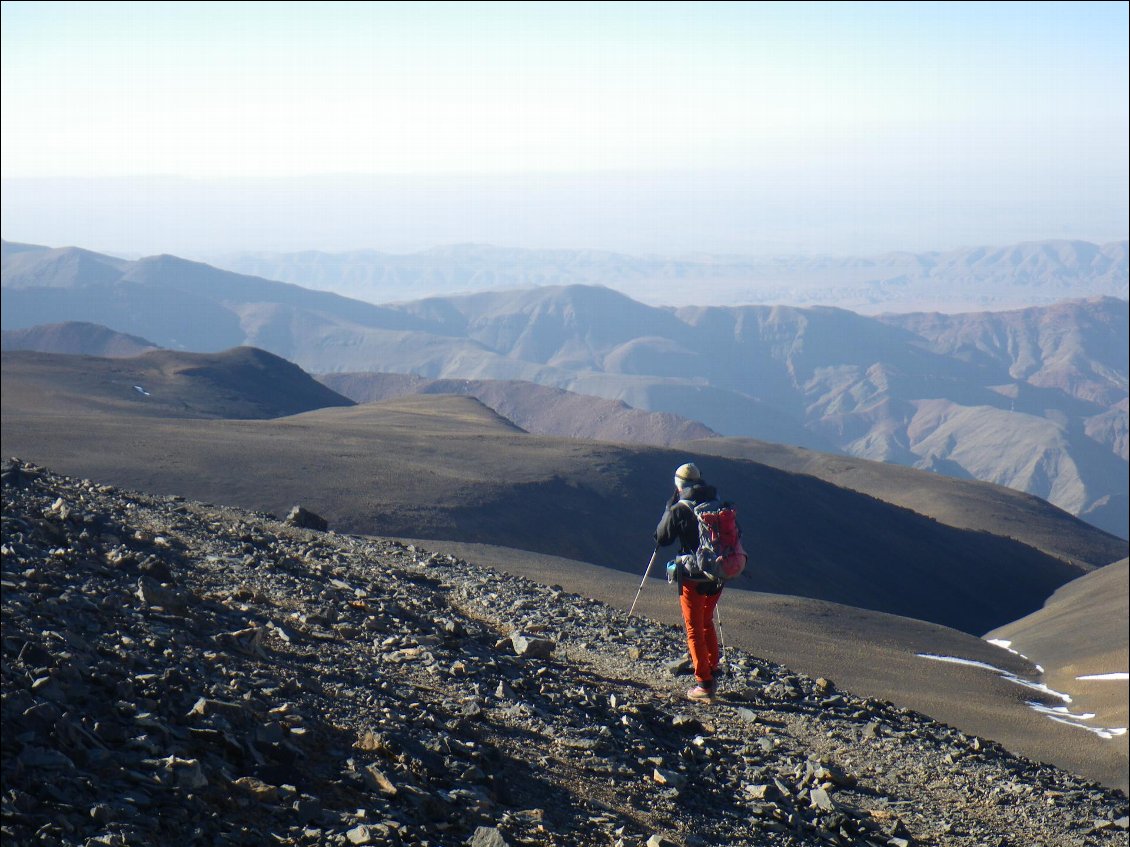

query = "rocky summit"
[2, 460, 1127, 847]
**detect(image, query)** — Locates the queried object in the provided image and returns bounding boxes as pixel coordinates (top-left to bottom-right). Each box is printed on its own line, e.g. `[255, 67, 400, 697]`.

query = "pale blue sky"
[1, 1, 1127, 255]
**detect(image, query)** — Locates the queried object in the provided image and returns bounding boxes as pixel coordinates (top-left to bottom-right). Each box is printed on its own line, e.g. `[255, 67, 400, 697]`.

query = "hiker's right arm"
[655, 502, 680, 547]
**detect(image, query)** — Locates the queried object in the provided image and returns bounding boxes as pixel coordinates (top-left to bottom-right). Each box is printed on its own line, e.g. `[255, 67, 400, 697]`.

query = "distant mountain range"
[205, 239, 1129, 313]
[3, 239, 1126, 538]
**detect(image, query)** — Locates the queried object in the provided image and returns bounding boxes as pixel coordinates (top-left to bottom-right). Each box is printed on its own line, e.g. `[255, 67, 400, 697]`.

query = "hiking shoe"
[686, 684, 714, 702]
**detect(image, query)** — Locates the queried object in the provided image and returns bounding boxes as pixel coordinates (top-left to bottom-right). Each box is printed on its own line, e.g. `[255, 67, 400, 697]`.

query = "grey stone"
[347, 824, 376, 845]
[362, 764, 397, 796]
[809, 787, 836, 812]
[17, 746, 75, 770]
[89, 804, 115, 823]
[468, 826, 509, 847]
[666, 657, 692, 676]
[652, 768, 686, 790]
[510, 632, 555, 659]
[134, 576, 186, 613]
[285, 506, 328, 532]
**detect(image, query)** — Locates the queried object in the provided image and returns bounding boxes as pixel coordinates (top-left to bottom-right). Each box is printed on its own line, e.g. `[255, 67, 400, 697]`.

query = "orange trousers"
[680, 582, 722, 686]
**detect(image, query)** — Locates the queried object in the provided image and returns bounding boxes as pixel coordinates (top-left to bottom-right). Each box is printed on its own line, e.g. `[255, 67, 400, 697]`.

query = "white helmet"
[674, 462, 700, 491]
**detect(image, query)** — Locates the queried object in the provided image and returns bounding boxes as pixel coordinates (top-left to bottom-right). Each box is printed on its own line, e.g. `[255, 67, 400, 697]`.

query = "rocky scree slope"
[1, 461, 1127, 847]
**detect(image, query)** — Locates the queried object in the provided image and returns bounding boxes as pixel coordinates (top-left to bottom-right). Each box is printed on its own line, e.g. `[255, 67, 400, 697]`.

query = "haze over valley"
[208, 239, 1130, 314]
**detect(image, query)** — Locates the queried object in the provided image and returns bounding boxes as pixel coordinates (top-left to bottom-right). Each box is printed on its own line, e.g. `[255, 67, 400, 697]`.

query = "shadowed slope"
[685, 437, 1128, 569]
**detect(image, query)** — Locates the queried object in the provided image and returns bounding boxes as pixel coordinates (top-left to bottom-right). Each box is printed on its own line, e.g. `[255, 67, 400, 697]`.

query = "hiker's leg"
[702, 589, 721, 673]
[680, 584, 713, 687]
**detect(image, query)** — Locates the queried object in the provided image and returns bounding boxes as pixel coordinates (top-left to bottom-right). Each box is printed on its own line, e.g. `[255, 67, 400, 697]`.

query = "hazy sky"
[2, 1, 1127, 256]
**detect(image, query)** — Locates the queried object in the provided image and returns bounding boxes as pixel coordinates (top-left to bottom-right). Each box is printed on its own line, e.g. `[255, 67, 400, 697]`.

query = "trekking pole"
[714, 602, 729, 680]
[627, 547, 660, 618]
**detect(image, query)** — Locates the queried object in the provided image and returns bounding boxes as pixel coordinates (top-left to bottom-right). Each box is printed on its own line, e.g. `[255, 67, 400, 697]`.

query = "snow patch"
[1076, 673, 1129, 681]
[918, 653, 1010, 674]
[986, 637, 1035, 664]
[1027, 703, 1096, 721]
[133, 385, 151, 396]
[917, 653, 1071, 703]
[918, 653, 1129, 740]
[1027, 704, 1128, 740]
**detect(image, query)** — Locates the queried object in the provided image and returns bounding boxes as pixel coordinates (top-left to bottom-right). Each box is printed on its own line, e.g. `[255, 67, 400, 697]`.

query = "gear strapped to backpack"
[668, 499, 748, 586]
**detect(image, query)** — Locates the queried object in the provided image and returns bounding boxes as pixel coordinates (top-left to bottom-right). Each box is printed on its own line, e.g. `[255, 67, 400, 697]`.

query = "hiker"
[655, 462, 723, 701]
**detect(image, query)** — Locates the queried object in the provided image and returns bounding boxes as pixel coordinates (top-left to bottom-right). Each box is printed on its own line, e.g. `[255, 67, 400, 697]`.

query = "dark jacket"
[655, 482, 718, 554]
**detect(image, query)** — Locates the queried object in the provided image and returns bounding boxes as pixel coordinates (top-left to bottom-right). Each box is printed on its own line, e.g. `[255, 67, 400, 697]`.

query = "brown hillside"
[988, 560, 1129, 747]
[1, 348, 353, 420]
[0, 388, 1090, 636]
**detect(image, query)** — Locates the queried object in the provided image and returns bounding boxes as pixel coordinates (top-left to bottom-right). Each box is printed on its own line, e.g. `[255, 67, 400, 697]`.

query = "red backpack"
[679, 499, 748, 583]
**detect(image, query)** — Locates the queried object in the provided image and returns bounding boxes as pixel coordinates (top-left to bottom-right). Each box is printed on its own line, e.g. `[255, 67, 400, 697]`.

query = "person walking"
[655, 462, 723, 701]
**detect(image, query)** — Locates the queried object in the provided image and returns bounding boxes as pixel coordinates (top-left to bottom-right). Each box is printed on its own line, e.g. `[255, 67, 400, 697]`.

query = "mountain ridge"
[1, 321, 160, 358]
[1, 347, 354, 420]
[317, 372, 719, 446]
[202, 238, 1130, 313]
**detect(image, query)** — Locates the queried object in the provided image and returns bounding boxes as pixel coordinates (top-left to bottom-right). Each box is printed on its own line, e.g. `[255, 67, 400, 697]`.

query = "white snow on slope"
[985, 638, 1044, 672]
[916, 653, 1128, 740]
